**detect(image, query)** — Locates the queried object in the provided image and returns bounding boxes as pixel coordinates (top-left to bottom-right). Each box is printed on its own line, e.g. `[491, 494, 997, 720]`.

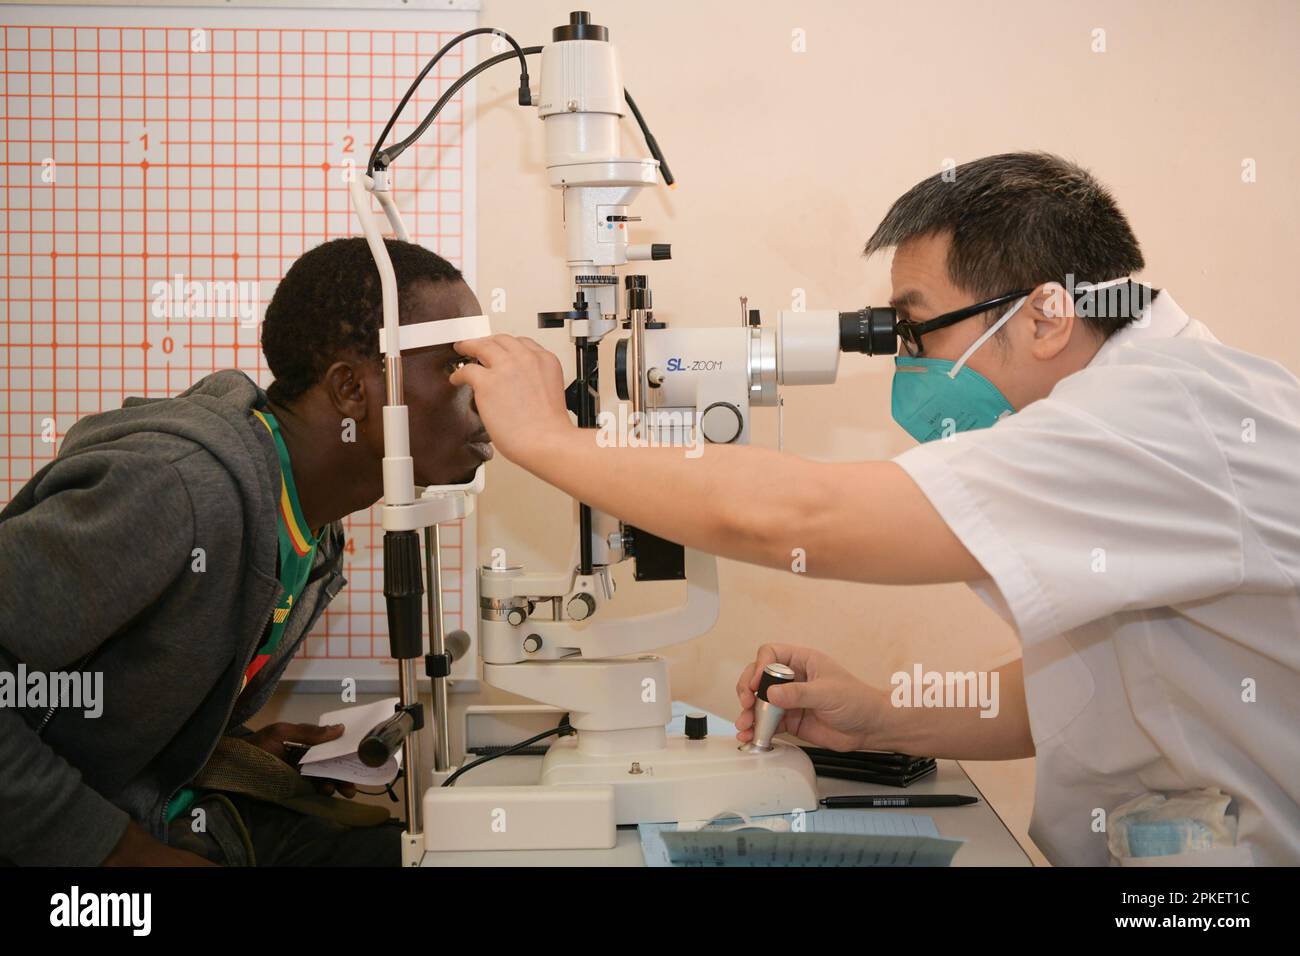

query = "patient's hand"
[734, 644, 889, 752]
[103, 821, 220, 867]
[248, 721, 358, 798]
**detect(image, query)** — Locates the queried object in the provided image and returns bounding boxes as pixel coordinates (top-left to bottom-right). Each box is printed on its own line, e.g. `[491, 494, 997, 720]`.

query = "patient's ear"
[1026, 282, 1075, 360]
[320, 359, 372, 422]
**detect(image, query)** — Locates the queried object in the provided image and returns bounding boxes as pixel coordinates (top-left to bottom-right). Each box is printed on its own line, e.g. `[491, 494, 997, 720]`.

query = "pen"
[282, 741, 311, 766]
[819, 794, 979, 809]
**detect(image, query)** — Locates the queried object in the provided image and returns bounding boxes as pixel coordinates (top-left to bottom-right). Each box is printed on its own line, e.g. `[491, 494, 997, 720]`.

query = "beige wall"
[265, 0, 1300, 866]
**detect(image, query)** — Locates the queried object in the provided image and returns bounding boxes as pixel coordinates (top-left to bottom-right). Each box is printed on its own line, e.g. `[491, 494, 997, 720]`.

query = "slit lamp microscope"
[348, 12, 898, 863]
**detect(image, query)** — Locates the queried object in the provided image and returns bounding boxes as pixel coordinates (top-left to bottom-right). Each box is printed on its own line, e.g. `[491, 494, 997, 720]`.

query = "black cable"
[624, 89, 674, 186]
[351, 769, 404, 802]
[441, 714, 574, 787]
[371, 44, 542, 176]
[370, 45, 674, 188]
[369, 28, 533, 176]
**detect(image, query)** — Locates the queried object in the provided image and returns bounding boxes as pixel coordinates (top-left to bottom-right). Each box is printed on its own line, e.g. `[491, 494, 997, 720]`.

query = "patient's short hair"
[262, 237, 463, 403]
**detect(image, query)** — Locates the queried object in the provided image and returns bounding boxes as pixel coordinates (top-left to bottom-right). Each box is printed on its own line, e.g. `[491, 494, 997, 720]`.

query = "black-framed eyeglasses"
[896, 288, 1032, 357]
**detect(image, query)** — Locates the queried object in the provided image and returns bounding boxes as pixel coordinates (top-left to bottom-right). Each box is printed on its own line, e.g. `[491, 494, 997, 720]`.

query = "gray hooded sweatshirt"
[0, 369, 347, 865]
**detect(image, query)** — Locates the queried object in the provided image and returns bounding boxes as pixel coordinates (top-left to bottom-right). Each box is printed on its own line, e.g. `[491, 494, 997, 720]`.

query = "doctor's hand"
[450, 334, 573, 461]
[735, 644, 889, 752]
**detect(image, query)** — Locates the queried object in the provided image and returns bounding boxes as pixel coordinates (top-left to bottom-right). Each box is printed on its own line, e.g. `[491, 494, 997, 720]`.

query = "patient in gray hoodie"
[0, 237, 493, 866]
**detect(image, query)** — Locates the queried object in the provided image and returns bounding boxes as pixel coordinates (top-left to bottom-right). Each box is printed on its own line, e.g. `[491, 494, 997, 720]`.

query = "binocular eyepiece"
[838, 307, 898, 356]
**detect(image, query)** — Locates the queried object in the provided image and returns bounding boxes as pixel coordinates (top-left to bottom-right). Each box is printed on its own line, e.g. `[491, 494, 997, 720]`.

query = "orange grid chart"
[0, 4, 481, 686]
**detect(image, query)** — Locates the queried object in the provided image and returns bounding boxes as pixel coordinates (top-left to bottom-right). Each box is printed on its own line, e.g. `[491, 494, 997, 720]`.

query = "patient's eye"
[445, 356, 476, 374]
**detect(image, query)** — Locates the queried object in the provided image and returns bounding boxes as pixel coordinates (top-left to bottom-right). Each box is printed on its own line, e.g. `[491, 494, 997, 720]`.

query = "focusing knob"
[615, 338, 630, 400]
[566, 592, 596, 621]
[700, 402, 743, 444]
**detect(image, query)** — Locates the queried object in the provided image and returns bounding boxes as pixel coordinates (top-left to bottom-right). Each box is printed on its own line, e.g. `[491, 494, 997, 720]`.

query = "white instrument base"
[539, 733, 819, 825]
[422, 784, 617, 852]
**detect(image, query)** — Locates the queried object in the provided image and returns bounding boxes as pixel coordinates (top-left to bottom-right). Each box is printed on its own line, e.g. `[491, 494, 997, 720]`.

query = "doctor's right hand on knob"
[734, 644, 889, 751]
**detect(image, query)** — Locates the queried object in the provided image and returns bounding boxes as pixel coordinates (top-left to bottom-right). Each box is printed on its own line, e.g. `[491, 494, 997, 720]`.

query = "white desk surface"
[420, 754, 1032, 867]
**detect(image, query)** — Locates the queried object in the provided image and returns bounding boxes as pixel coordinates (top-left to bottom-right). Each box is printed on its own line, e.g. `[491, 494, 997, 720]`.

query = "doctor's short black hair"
[863, 152, 1148, 339]
[262, 237, 464, 403]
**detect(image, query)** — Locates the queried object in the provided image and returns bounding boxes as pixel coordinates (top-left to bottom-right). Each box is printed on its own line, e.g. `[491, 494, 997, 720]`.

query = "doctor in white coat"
[452, 152, 1300, 866]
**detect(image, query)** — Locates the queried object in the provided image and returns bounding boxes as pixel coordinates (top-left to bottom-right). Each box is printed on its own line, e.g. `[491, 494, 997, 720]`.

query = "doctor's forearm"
[518, 427, 829, 573]
[869, 661, 1035, 761]
[512, 426, 984, 585]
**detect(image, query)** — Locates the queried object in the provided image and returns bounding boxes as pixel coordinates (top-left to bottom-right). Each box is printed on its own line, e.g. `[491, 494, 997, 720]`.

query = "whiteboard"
[0, 2, 481, 689]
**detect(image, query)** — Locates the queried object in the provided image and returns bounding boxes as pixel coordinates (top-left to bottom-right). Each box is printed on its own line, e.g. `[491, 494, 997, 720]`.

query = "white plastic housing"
[538, 38, 624, 119]
[778, 310, 841, 385]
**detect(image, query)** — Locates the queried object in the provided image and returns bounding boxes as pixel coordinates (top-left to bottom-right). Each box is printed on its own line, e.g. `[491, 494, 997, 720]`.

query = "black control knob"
[756, 662, 796, 703]
[685, 713, 708, 740]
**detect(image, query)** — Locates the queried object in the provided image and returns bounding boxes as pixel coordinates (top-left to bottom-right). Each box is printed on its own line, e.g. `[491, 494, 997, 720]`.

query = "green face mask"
[890, 296, 1024, 443]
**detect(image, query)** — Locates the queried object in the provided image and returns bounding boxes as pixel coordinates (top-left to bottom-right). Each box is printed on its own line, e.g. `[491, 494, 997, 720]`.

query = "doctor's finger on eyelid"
[486, 332, 530, 352]
[453, 335, 510, 361]
[448, 361, 484, 387]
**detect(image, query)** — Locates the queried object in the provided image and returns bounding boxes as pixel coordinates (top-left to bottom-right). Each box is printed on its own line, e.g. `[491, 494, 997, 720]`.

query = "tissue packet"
[1108, 788, 1237, 860]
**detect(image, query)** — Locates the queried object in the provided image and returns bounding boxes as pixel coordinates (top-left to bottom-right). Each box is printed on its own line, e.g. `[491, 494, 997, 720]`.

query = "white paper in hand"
[298, 697, 404, 787]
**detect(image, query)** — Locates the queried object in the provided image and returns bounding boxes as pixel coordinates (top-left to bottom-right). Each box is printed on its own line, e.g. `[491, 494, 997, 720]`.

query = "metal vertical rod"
[425, 525, 452, 773]
[630, 307, 646, 438]
[398, 657, 421, 836]
[575, 338, 597, 576]
[385, 355, 404, 406]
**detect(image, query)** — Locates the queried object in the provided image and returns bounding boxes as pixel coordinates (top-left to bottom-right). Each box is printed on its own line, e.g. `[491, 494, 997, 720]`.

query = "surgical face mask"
[890, 296, 1025, 443]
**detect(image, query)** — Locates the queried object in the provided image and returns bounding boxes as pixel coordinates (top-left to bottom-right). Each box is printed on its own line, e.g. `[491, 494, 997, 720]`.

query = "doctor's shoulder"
[1046, 336, 1300, 440]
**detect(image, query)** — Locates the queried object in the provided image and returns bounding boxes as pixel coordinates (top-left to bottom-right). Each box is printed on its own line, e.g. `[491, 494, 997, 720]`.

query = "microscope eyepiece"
[838, 307, 898, 356]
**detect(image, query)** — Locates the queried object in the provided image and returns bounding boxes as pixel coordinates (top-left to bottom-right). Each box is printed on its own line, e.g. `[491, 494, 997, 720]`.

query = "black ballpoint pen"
[819, 794, 979, 809]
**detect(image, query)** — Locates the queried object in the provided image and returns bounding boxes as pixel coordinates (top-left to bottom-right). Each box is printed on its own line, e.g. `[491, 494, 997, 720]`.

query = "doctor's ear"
[1025, 282, 1076, 360]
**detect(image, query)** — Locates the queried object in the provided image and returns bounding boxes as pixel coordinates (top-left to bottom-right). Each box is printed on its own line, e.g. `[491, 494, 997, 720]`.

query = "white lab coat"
[894, 290, 1300, 866]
